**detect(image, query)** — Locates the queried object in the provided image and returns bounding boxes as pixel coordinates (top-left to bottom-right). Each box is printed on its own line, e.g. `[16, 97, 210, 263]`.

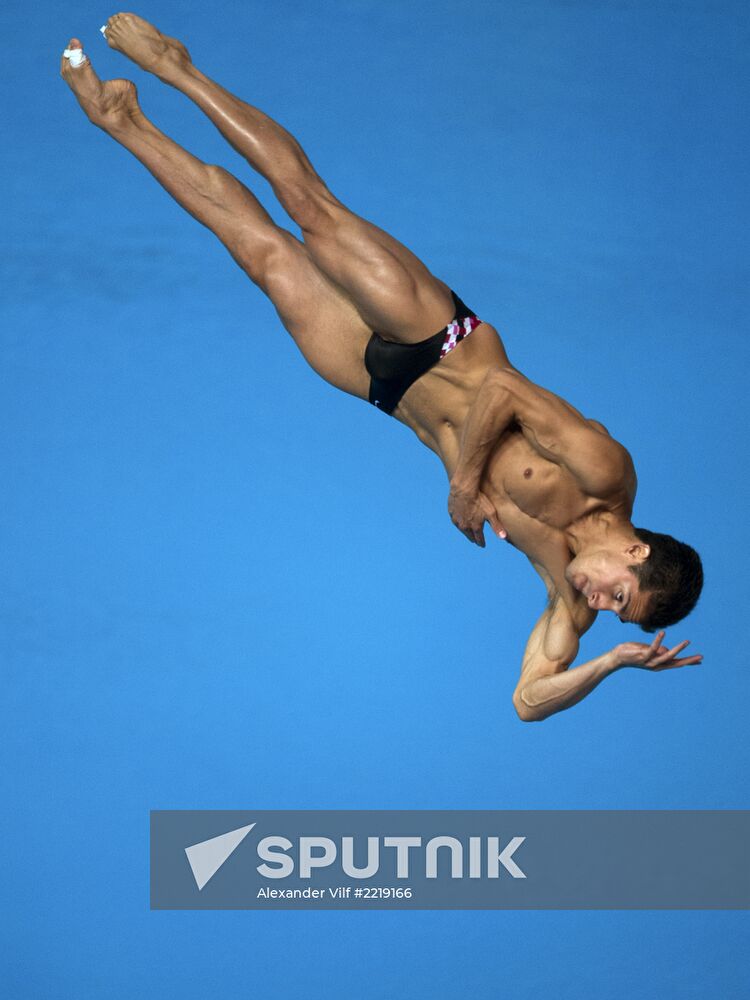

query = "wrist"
[605, 649, 625, 672]
[449, 473, 479, 496]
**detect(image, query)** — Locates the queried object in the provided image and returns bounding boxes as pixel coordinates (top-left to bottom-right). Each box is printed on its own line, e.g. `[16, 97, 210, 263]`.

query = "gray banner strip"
[150, 810, 750, 910]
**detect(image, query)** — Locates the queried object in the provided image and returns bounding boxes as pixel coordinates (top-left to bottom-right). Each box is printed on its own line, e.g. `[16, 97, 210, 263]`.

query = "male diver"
[61, 14, 703, 721]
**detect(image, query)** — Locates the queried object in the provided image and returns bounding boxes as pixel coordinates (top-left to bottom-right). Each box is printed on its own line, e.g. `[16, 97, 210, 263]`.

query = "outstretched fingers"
[651, 639, 704, 671]
[653, 639, 691, 662]
[651, 654, 703, 671]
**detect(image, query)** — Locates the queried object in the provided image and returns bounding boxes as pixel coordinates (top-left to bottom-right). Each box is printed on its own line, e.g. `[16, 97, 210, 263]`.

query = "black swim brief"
[364, 291, 482, 415]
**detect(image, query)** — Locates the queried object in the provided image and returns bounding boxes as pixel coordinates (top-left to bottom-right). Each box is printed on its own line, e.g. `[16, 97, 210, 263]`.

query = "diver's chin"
[570, 572, 589, 595]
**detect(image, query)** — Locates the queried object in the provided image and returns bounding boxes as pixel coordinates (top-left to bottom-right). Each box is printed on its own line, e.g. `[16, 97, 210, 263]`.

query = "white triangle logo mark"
[184, 823, 256, 891]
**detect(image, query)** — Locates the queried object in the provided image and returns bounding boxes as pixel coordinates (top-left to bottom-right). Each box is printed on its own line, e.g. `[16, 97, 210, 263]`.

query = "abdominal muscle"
[393, 322, 513, 467]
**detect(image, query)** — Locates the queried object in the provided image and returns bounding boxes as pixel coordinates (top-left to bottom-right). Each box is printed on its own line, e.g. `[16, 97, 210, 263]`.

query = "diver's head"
[567, 527, 703, 630]
[624, 527, 703, 631]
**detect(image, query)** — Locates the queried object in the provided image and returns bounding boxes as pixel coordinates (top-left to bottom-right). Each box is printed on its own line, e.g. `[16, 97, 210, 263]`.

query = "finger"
[484, 508, 507, 540]
[652, 656, 703, 671]
[464, 511, 486, 547]
[650, 641, 690, 666]
[486, 513, 506, 539]
[461, 525, 482, 547]
[492, 519, 508, 540]
[648, 630, 666, 655]
[667, 640, 691, 658]
[479, 493, 507, 540]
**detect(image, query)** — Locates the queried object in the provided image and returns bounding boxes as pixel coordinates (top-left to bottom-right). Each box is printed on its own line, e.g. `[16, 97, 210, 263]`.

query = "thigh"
[299, 189, 456, 344]
[259, 231, 372, 399]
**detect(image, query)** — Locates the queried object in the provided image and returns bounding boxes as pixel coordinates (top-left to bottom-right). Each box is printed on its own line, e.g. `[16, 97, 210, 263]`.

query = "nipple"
[523, 467, 533, 479]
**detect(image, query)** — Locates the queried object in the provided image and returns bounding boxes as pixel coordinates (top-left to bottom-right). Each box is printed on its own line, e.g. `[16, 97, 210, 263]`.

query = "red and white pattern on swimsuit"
[439, 313, 482, 358]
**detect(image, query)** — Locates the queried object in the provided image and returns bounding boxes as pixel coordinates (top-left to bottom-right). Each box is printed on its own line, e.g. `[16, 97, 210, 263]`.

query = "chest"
[487, 434, 589, 528]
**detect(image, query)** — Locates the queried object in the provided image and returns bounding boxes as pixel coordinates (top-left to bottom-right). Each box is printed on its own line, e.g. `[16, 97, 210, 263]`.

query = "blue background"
[3, 0, 748, 996]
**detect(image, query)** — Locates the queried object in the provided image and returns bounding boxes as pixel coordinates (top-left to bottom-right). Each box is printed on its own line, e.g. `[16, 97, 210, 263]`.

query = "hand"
[448, 486, 507, 546]
[610, 631, 703, 671]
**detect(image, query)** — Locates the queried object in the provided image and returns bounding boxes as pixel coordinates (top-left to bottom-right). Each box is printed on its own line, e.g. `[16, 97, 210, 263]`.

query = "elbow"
[512, 689, 545, 723]
[484, 368, 522, 417]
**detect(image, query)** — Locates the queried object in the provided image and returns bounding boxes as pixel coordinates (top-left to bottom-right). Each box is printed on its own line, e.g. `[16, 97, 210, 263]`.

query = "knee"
[231, 230, 285, 289]
[204, 163, 238, 199]
[276, 173, 335, 232]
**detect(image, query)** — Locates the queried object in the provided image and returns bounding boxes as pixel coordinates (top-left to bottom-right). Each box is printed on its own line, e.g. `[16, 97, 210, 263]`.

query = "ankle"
[161, 59, 203, 92]
[154, 49, 194, 86]
[95, 101, 143, 135]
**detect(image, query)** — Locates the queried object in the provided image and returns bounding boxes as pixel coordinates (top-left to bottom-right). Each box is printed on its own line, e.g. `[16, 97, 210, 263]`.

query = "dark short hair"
[629, 527, 703, 632]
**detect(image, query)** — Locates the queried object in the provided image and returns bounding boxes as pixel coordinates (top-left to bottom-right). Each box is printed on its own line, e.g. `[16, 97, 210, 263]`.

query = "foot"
[60, 38, 139, 129]
[102, 13, 191, 79]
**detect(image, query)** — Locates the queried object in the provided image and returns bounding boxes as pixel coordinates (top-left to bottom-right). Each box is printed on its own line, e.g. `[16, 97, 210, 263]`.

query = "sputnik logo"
[185, 823, 256, 890]
[184, 824, 527, 889]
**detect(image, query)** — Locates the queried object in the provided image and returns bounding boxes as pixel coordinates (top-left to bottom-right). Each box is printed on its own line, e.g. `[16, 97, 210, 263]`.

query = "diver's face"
[567, 549, 649, 623]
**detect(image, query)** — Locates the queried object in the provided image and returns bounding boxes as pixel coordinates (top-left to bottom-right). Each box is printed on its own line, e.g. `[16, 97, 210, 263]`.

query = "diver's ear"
[626, 542, 650, 563]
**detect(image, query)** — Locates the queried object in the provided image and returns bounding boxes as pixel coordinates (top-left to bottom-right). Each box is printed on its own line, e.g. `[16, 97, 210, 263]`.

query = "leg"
[102, 14, 456, 343]
[60, 40, 371, 398]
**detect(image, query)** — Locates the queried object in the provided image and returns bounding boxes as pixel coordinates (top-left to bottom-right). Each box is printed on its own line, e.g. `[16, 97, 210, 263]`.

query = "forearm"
[516, 652, 620, 722]
[450, 371, 516, 493]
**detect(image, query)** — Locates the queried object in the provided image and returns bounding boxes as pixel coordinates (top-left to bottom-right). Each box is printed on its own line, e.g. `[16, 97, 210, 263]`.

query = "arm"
[449, 368, 632, 541]
[512, 597, 614, 722]
[447, 368, 518, 545]
[513, 600, 703, 723]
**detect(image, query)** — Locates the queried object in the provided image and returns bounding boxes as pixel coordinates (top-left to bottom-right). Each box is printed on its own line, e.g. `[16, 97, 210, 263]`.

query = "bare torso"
[390, 322, 635, 627]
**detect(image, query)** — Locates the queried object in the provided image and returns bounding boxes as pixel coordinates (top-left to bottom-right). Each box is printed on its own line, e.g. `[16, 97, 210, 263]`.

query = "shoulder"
[584, 419, 636, 496]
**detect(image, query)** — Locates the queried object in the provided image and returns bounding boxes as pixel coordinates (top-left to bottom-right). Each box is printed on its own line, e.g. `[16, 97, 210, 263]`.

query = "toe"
[102, 16, 120, 47]
[61, 40, 77, 76]
[60, 38, 103, 98]
[62, 37, 89, 72]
